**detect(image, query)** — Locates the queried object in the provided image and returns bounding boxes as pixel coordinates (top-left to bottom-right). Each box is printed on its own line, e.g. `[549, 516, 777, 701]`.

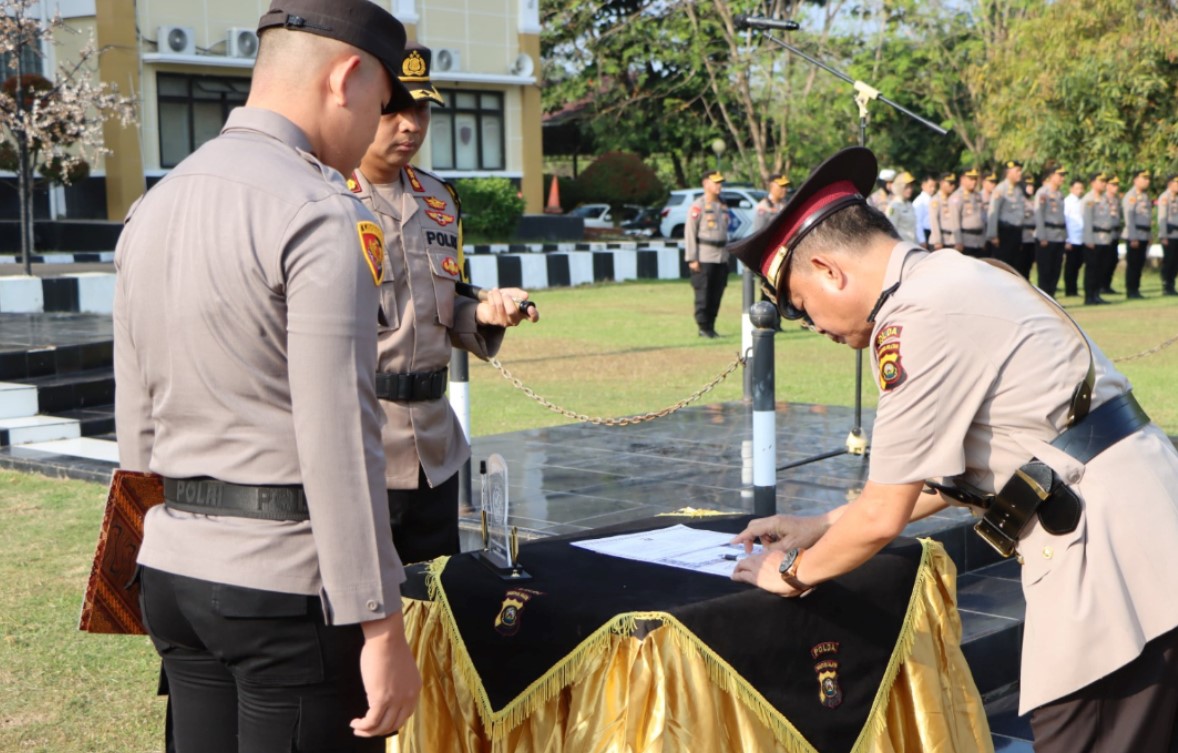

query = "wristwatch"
[778, 547, 809, 591]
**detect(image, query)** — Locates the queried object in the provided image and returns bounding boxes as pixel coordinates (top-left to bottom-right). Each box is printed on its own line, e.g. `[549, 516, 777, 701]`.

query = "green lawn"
[1, 266, 1176, 752]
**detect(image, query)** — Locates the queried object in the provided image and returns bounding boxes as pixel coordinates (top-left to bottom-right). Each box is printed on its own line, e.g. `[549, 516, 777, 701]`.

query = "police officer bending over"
[114, 1, 421, 749]
[728, 147, 1178, 753]
[351, 42, 538, 564]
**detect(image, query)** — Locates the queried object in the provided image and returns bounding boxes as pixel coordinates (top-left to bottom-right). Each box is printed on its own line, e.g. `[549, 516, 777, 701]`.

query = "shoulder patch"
[875, 324, 907, 392]
[690, 205, 701, 219]
[357, 221, 385, 286]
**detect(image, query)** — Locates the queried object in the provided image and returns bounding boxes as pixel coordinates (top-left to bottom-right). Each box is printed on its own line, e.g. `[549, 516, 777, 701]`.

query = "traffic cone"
[544, 175, 563, 214]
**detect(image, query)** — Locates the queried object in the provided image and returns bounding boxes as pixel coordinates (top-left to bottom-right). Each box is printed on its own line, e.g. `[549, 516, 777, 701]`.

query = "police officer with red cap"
[726, 147, 1178, 753]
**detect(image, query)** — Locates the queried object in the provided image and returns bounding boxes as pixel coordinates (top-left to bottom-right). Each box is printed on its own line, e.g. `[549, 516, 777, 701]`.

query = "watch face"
[778, 548, 799, 575]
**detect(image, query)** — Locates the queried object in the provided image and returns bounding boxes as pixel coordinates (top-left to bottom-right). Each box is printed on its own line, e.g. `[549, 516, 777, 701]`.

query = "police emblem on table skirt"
[812, 641, 845, 709]
[494, 588, 543, 637]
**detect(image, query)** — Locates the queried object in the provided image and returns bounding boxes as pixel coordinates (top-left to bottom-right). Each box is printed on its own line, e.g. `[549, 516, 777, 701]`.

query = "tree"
[975, 0, 1178, 176]
[0, 0, 136, 275]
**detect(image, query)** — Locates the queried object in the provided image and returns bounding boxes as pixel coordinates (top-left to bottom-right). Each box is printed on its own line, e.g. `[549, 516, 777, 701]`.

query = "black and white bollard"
[749, 301, 778, 516]
[450, 348, 472, 510]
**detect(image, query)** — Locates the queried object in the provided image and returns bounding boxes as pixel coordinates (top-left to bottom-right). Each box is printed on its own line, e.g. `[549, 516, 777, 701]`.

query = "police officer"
[1018, 177, 1037, 278]
[885, 171, 918, 243]
[351, 43, 538, 565]
[987, 160, 1027, 270]
[685, 171, 730, 338]
[728, 146, 1178, 753]
[1034, 166, 1068, 297]
[949, 168, 987, 257]
[753, 173, 790, 233]
[1158, 174, 1178, 296]
[927, 172, 956, 250]
[1063, 177, 1086, 297]
[1082, 172, 1112, 305]
[1122, 169, 1153, 299]
[869, 168, 895, 212]
[981, 170, 998, 209]
[114, 1, 422, 749]
[1104, 176, 1124, 294]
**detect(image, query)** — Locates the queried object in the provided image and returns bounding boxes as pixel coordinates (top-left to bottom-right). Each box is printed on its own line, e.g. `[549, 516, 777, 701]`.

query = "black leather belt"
[375, 368, 448, 402]
[961, 228, 983, 235]
[934, 393, 1150, 558]
[1094, 226, 1112, 232]
[163, 478, 310, 521]
[1135, 224, 1152, 231]
[1045, 222, 1065, 229]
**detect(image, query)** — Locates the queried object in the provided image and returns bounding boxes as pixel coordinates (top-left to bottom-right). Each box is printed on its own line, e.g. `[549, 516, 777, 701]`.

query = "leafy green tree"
[975, 0, 1178, 176]
[574, 151, 665, 208]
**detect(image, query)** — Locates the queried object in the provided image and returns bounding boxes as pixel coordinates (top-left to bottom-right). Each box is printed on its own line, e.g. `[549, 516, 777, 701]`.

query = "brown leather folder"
[78, 470, 163, 635]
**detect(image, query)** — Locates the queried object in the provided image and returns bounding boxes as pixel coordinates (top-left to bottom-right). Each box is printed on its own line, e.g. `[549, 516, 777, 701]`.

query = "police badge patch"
[875, 324, 907, 392]
[425, 210, 455, 227]
[356, 221, 385, 286]
[811, 641, 844, 709]
[494, 588, 543, 637]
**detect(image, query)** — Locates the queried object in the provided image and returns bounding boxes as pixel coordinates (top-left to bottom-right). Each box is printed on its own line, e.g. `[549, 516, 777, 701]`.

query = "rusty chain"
[1111, 333, 1178, 363]
[488, 352, 746, 427]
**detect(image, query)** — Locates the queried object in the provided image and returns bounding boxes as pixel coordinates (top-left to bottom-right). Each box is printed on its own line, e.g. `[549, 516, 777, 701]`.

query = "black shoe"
[1065, 289, 1078, 297]
[1085, 296, 1109, 305]
[1102, 287, 1118, 295]
[1127, 291, 1145, 300]
[1164, 289, 1178, 297]
[698, 329, 719, 339]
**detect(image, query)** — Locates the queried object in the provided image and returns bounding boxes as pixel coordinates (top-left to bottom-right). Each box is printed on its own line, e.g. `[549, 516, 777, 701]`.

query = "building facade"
[10, 0, 543, 221]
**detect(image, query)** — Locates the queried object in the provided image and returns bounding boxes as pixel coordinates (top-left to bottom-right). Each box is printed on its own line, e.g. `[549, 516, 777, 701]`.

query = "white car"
[566, 203, 648, 231]
[658, 187, 768, 240]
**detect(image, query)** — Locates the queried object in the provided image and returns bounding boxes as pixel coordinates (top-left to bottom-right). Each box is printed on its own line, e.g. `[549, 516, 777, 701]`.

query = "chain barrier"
[1111, 333, 1178, 364]
[489, 352, 746, 427]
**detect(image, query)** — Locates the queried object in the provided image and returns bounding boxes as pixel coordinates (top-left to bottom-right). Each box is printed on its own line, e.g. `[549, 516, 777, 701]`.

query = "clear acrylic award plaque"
[478, 453, 530, 580]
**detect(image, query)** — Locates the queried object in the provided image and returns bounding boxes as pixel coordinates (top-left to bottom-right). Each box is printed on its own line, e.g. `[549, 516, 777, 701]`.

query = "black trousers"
[1035, 241, 1064, 296]
[1084, 245, 1107, 299]
[1102, 244, 1120, 290]
[691, 262, 729, 332]
[1031, 625, 1178, 753]
[1062, 243, 1084, 296]
[1017, 240, 1036, 279]
[1125, 239, 1149, 294]
[1163, 238, 1178, 292]
[995, 223, 1023, 270]
[389, 466, 460, 565]
[139, 567, 383, 753]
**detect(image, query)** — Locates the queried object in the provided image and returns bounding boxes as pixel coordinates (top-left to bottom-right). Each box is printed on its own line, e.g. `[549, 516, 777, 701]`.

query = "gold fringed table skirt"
[393, 541, 992, 753]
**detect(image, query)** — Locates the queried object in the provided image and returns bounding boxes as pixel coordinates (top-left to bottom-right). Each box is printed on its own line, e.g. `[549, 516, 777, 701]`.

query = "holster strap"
[375, 368, 448, 402]
[163, 478, 309, 521]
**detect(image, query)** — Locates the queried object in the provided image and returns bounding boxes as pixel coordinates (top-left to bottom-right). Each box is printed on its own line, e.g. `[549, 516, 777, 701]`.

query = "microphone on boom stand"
[732, 15, 800, 32]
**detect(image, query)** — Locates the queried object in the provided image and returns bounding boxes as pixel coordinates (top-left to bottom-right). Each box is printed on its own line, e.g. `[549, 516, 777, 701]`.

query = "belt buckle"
[973, 518, 1018, 559]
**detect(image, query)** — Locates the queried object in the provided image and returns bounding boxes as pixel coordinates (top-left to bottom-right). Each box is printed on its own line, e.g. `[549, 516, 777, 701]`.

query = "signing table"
[396, 515, 992, 753]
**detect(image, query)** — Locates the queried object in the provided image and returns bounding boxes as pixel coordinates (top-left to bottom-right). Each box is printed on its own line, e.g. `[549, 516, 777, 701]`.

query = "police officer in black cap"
[120, 1, 421, 750]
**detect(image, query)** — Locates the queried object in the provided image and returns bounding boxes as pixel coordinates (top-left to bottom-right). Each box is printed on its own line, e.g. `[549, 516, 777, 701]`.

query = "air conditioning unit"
[509, 52, 534, 77]
[227, 28, 259, 59]
[159, 25, 196, 56]
[434, 48, 461, 73]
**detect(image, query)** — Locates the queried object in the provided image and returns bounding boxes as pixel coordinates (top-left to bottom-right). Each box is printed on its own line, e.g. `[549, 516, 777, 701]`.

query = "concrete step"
[0, 414, 81, 445]
[985, 683, 1034, 751]
[15, 366, 114, 413]
[0, 381, 37, 418]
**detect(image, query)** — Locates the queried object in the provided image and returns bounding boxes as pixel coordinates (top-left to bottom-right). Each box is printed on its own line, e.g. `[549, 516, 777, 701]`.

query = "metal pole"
[749, 301, 778, 516]
[741, 265, 754, 400]
[449, 348, 472, 511]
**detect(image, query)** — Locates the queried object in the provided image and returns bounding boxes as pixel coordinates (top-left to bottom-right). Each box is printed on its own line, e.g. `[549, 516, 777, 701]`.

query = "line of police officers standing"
[874, 160, 1178, 304]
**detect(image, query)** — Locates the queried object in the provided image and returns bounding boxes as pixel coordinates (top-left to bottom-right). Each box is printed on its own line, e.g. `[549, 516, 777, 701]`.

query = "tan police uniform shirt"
[948, 187, 986, 251]
[867, 243, 1178, 713]
[1122, 187, 1153, 243]
[1034, 185, 1066, 243]
[351, 166, 503, 490]
[927, 191, 953, 249]
[753, 196, 784, 233]
[1021, 192, 1036, 244]
[986, 179, 1026, 240]
[1159, 189, 1178, 241]
[1081, 190, 1113, 246]
[885, 195, 917, 243]
[684, 196, 729, 264]
[114, 107, 403, 625]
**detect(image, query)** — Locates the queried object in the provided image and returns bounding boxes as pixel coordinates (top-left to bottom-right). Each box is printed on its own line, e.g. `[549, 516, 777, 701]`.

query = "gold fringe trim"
[422, 540, 941, 752]
[654, 507, 736, 517]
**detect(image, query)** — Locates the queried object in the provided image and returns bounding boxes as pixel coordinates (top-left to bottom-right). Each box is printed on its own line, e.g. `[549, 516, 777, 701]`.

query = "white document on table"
[571, 524, 762, 577]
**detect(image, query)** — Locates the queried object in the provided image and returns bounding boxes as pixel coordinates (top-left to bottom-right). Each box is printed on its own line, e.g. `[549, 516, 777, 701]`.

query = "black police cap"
[257, 0, 414, 113]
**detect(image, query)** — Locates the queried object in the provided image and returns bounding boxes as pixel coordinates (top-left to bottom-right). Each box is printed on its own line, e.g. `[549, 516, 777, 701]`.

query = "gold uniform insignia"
[347, 172, 362, 194]
[357, 221, 385, 286]
[402, 50, 427, 78]
[404, 165, 425, 193]
[442, 256, 461, 277]
[425, 210, 455, 227]
[425, 196, 447, 211]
